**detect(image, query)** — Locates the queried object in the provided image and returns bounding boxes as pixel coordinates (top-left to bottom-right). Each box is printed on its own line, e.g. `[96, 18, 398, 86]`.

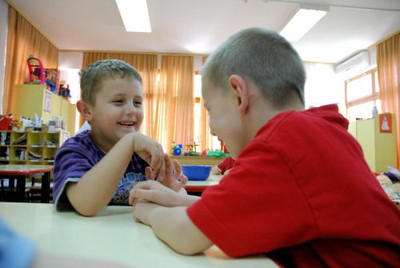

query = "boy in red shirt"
[210, 156, 235, 176]
[130, 28, 400, 267]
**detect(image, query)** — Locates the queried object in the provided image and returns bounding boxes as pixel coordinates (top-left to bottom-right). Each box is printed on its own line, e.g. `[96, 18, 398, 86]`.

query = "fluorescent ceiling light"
[116, 0, 151, 32]
[280, 6, 328, 42]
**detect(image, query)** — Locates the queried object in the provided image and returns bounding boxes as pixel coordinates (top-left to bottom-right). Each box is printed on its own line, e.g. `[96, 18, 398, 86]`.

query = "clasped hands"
[128, 154, 188, 207]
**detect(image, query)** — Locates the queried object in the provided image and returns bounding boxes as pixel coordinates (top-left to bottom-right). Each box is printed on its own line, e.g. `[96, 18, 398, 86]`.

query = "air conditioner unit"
[335, 50, 370, 74]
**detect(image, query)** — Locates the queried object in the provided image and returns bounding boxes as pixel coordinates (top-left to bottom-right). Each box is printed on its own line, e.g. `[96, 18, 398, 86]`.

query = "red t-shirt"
[187, 105, 400, 267]
[218, 156, 236, 174]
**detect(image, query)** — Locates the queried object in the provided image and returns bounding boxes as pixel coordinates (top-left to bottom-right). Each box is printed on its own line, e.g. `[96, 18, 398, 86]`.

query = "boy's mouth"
[118, 121, 135, 127]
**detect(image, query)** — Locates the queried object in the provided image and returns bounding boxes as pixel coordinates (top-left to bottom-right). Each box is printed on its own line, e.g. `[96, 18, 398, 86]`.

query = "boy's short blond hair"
[201, 28, 306, 107]
[80, 59, 142, 106]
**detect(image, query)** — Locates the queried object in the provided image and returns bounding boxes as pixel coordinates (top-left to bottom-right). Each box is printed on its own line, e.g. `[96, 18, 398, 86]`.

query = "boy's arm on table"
[131, 181, 212, 255]
[66, 133, 165, 216]
[134, 203, 213, 255]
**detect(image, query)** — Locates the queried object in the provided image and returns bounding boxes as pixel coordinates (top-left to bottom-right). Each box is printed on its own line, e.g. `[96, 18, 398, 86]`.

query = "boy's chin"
[118, 128, 137, 136]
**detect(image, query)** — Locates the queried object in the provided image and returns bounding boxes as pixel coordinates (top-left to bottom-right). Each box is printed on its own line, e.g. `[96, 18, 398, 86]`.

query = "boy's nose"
[126, 102, 136, 113]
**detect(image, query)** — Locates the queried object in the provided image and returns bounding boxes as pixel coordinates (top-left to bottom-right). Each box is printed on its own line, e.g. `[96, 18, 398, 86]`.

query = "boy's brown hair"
[80, 59, 142, 106]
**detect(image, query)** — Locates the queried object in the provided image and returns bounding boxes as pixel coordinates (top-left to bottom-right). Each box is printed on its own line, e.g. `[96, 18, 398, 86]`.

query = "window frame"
[345, 68, 380, 118]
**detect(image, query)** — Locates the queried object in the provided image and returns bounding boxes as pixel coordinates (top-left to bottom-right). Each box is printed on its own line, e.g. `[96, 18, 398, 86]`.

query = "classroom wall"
[0, 0, 8, 114]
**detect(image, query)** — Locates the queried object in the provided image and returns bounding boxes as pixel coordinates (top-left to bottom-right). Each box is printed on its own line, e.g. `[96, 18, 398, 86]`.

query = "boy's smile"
[118, 121, 136, 128]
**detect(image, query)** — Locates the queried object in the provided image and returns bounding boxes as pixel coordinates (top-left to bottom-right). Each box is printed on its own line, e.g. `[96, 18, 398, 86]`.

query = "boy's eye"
[134, 100, 143, 106]
[113, 99, 124, 104]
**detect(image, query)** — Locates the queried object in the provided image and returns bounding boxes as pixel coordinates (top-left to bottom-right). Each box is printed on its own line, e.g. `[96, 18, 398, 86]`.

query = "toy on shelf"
[170, 142, 183, 156]
[58, 81, 72, 101]
[206, 149, 225, 157]
[27, 55, 45, 85]
[0, 114, 13, 130]
[184, 140, 200, 156]
[45, 69, 60, 93]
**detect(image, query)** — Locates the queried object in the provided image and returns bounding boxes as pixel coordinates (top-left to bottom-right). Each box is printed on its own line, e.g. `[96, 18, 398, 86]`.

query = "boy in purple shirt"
[53, 59, 186, 216]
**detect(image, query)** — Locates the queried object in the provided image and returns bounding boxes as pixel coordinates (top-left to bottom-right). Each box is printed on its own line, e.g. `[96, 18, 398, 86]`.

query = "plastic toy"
[170, 143, 183, 156]
[27, 55, 45, 84]
[206, 149, 225, 157]
[46, 80, 57, 93]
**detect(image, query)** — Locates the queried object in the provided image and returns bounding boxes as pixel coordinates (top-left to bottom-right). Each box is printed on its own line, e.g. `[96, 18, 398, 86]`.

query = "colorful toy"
[206, 149, 225, 157]
[46, 80, 57, 93]
[170, 142, 183, 156]
[27, 55, 45, 84]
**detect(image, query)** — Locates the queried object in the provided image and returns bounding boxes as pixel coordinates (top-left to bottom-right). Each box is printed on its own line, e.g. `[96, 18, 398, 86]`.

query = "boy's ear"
[228, 75, 249, 115]
[77, 100, 94, 121]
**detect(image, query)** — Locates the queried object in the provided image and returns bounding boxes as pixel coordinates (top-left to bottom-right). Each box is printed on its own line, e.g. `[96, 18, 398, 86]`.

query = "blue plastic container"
[182, 165, 212, 181]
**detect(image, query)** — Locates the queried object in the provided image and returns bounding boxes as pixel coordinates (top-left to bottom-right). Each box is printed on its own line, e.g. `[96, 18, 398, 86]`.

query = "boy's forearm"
[176, 193, 201, 207]
[148, 206, 213, 255]
[67, 134, 136, 216]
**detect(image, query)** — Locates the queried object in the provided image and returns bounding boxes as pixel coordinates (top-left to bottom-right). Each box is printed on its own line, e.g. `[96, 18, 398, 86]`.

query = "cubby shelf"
[0, 130, 69, 165]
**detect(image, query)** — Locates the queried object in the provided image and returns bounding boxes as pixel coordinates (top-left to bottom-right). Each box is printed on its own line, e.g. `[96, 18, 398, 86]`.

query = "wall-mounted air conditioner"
[335, 50, 370, 74]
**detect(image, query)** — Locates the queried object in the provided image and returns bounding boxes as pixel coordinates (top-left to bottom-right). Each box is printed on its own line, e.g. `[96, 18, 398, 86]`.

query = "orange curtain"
[4, 6, 58, 115]
[376, 32, 400, 168]
[152, 55, 194, 151]
[81, 52, 158, 135]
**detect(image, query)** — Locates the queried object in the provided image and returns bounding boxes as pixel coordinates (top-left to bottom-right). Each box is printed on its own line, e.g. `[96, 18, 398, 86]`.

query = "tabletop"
[0, 202, 277, 268]
[185, 174, 221, 193]
[0, 164, 53, 175]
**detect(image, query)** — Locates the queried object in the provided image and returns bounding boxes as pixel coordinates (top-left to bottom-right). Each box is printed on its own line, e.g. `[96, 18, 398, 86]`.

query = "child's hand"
[223, 168, 232, 175]
[133, 201, 159, 225]
[210, 165, 222, 175]
[131, 133, 166, 179]
[157, 154, 188, 192]
[129, 180, 181, 207]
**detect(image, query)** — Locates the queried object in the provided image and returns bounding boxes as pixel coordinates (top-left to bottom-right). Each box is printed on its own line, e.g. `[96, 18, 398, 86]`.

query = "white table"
[0, 202, 277, 268]
[185, 174, 222, 194]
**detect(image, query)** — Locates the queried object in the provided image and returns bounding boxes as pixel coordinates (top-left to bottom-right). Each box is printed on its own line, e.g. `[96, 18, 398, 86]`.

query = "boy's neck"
[89, 132, 113, 153]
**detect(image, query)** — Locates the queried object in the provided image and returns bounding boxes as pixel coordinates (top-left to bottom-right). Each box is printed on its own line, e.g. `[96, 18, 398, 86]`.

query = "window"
[193, 73, 201, 145]
[345, 68, 381, 120]
[193, 73, 220, 151]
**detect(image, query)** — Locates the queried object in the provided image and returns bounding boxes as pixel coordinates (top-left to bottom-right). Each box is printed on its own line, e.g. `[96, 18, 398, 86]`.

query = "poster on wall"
[44, 91, 51, 113]
[379, 113, 392, 133]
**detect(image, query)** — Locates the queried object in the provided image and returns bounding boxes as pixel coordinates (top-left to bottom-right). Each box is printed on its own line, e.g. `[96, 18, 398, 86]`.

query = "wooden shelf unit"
[0, 130, 69, 165]
[11, 84, 76, 135]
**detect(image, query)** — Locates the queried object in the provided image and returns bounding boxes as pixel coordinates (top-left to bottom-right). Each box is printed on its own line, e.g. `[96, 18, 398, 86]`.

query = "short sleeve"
[53, 135, 102, 210]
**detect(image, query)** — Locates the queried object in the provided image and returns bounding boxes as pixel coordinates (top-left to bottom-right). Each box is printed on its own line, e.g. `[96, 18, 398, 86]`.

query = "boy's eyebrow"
[111, 93, 143, 98]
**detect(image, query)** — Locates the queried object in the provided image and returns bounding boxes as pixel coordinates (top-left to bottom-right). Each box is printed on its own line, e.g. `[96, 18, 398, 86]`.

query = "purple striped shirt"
[53, 131, 148, 211]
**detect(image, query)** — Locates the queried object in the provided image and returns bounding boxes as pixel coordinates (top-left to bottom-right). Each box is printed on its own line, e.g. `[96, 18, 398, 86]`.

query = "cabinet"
[348, 114, 398, 173]
[11, 85, 76, 135]
[0, 130, 69, 165]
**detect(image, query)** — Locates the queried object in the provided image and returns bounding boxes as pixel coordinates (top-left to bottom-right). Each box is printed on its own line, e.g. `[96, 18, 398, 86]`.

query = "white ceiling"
[6, 0, 400, 64]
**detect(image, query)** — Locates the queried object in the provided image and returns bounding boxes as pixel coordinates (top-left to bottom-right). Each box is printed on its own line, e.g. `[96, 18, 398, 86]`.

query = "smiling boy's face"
[202, 82, 244, 159]
[86, 77, 144, 152]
